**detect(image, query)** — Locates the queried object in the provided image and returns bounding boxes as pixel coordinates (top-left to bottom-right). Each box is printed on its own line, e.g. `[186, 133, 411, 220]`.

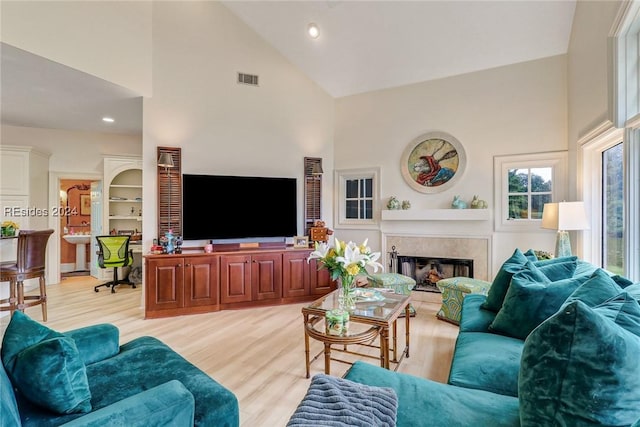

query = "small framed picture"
[293, 235, 309, 248]
[80, 194, 91, 215]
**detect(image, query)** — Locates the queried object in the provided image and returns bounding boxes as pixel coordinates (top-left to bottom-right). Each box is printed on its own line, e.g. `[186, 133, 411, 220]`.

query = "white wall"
[0, 0, 153, 96]
[335, 55, 569, 274]
[567, 0, 622, 146]
[567, 0, 622, 192]
[566, 1, 623, 263]
[142, 1, 335, 248]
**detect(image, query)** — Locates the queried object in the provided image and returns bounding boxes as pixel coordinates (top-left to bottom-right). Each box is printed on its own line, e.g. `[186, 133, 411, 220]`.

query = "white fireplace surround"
[383, 234, 492, 281]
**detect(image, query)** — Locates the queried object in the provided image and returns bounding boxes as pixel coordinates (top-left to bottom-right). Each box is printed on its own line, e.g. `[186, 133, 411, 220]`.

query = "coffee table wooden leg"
[304, 315, 311, 378]
[405, 304, 411, 358]
[324, 343, 331, 375]
[379, 327, 389, 369]
[392, 319, 398, 363]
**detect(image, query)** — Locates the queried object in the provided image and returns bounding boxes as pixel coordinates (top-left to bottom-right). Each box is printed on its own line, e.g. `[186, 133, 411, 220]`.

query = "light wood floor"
[0, 277, 460, 426]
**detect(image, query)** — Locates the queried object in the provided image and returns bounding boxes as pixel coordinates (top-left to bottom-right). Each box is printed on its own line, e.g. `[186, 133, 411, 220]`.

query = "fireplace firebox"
[389, 246, 474, 292]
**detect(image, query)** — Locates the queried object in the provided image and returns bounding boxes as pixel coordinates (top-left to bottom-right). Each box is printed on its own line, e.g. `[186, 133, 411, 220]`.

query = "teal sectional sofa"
[343, 249, 640, 426]
[0, 312, 239, 427]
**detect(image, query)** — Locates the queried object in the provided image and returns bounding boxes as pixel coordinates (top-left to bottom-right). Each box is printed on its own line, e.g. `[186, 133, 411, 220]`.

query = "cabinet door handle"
[176, 263, 182, 267]
[185, 263, 191, 267]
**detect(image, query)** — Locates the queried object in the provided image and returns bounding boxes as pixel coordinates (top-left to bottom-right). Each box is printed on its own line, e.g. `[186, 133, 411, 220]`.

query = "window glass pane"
[346, 180, 358, 198]
[530, 167, 552, 192]
[345, 200, 358, 219]
[508, 169, 528, 193]
[359, 179, 365, 198]
[603, 143, 624, 274]
[364, 179, 373, 198]
[364, 200, 373, 219]
[531, 194, 551, 219]
[508, 195, 528, 219]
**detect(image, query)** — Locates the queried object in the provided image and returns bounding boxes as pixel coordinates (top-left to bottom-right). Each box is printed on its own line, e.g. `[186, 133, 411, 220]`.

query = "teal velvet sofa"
[0, 312, 239, 427]
[343, 249, 640, 426]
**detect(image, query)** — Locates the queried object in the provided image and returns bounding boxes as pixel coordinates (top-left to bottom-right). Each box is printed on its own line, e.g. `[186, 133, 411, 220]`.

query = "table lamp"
[541, 201, 589, 257]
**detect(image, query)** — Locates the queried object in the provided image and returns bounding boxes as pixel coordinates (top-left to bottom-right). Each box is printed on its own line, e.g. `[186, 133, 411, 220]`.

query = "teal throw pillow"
[481, 248, 531, 312]
[563, 268, 624, 308]
[523, 249, 538, 261]
[519, 300, 640, 426]
[534, 257, 578, 281]
[489, 262, 590, 340]
[532, 255, 578, 267]
[0, 311, 92, 414]
[625, 283, 640, 300]
[595, 292, 640, 337]
[1, 311, 62, 372]
[12, 337, 92, 414]
[612, 274, 635, 289]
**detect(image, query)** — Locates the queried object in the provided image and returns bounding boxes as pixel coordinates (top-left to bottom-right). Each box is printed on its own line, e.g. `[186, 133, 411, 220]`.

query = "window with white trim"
[507, 167, 552, 220]
[602, 142, 624, 275]
[494, 152, 568, 232]
[335, 168, 379, 227]
[580, 127, 624, 272]
[345, 177, 373, 220]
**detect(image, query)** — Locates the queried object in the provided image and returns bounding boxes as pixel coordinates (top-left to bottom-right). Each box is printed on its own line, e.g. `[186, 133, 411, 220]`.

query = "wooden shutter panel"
[304, 157, 322, 236]
[157, 147, 182, 238]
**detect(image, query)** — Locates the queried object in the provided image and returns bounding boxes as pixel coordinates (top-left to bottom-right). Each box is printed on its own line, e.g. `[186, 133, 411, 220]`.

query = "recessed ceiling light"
[102, 117, 114, 123]
[307, 23, 320, 39]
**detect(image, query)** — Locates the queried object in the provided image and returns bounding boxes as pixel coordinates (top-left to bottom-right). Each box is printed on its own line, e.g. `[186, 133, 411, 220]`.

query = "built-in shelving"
[107, 168, 143, 232]
[381, 209, 490, 221]
[109, 216, 143, 221]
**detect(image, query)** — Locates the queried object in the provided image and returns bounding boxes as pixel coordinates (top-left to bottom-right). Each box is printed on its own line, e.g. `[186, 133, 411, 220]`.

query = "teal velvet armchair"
[1, 312, 239, 427]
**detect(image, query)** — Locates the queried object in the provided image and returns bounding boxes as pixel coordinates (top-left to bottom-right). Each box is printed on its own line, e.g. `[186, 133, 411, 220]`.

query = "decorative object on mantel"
[470, 195, 488, 209]
[308, 236, 383, 312]
[401, 200, 411, 210]
[451, 196, 468, 209]
[401, 131, 467, 193]
[387, 196, 401, 210]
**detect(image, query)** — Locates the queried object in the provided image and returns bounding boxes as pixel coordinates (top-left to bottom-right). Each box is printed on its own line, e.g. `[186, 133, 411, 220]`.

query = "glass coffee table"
[302, 289, 411, 377]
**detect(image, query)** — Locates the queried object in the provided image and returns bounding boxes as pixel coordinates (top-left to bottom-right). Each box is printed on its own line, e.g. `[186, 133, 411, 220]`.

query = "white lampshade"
[541, 201, 589, 257]
[541, 202, 590, 231]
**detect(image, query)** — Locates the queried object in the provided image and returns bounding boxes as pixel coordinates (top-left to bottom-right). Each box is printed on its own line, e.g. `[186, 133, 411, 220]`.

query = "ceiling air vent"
[238, 72, 259, 86]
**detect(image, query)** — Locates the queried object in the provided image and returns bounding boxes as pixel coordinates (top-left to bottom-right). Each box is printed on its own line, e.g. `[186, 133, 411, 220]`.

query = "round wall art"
[401, 131, 466, 193]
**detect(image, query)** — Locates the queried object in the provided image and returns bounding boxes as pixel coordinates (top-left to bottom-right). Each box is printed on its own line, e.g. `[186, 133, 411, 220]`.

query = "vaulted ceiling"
[0, 1, 576, 134]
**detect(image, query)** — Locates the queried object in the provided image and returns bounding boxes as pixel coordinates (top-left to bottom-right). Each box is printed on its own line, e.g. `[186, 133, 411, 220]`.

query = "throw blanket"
[287, 373, 398, 427]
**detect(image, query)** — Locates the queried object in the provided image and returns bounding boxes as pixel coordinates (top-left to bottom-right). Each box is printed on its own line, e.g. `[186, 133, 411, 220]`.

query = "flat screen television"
[182, 174, 298, 241]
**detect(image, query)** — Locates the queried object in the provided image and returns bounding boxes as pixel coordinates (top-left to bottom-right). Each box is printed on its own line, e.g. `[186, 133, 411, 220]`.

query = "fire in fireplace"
[389, 246, 474, 292]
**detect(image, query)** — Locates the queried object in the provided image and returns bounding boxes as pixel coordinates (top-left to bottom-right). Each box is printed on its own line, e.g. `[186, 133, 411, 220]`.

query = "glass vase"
[337, 274, 357, 311]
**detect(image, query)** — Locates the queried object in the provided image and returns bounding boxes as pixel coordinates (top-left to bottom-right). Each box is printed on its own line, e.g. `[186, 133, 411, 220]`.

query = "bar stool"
[0, 229, 54, 321]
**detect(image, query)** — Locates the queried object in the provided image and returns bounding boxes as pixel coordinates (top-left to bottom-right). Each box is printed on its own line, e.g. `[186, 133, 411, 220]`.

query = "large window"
[602, 143, 624, 274]
[335, 168, 379, 227]
[580, 127, 626, 275]
[494, 152, 567, 232]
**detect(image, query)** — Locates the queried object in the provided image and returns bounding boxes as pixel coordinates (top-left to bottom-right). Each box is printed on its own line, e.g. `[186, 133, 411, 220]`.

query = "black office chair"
[94, 235, 135, 293]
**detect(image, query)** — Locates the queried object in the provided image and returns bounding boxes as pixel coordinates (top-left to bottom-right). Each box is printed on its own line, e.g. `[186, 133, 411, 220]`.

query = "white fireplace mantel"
[381, 209, 490, 221]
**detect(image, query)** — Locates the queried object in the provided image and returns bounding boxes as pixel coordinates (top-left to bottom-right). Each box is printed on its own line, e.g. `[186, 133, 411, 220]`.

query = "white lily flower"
[308, 241, 329, 262]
